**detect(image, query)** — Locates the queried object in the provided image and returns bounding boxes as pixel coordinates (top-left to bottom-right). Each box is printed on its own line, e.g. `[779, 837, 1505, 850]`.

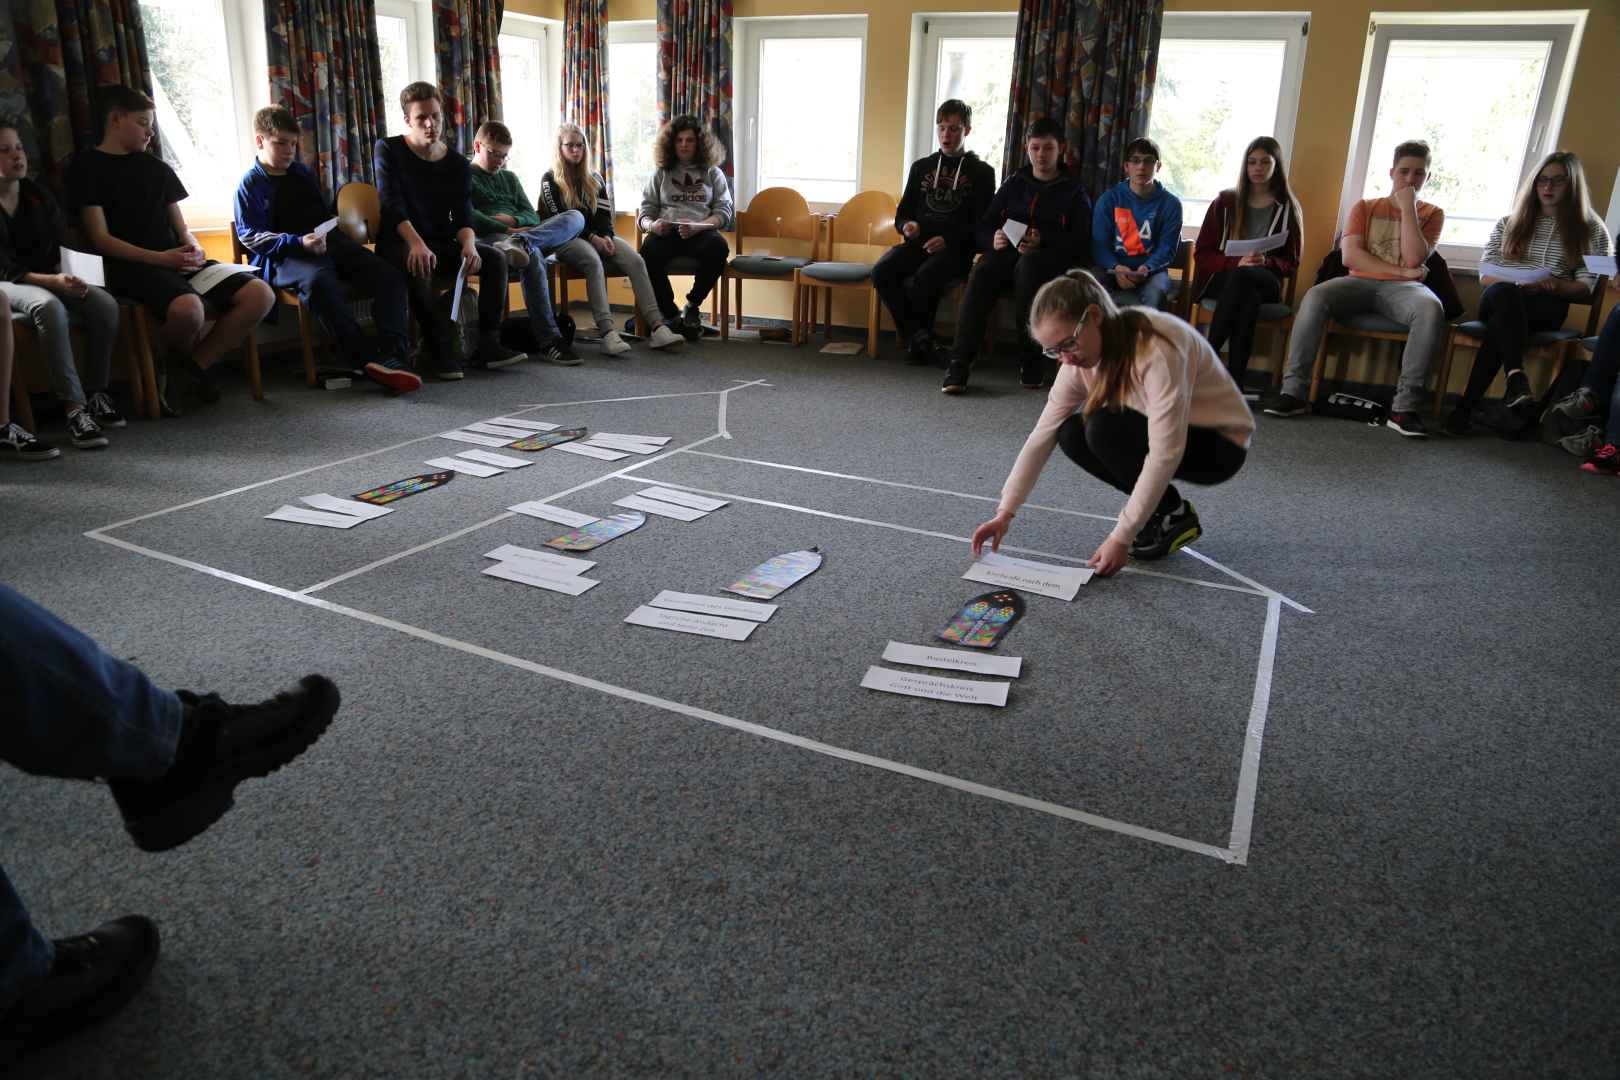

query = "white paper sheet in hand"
[962, 551, 1093, 600]
[482, 561, 599, 595]
[457, 449, 530, 468]
[636, 487, 728, 512]
[450, 258, 470, 321]
[59, 247, 106, 287]
[1585, 254, 1618, 277]
[186, 262, 253, 295]
[313, 217, 340, 238]
[439, 429, 517, 447]
[613, 494, 707, 521]
[860, 666, 1008, 707]
[266, 505, 365, 528]
[552, 441, 629, 461]
[1479, 262, 1553, 285]
[424, 456, 504, 477]
[881, 641, 1022, 678]
[624, 605, 757, 640]
[647, 590, 776, 622]
[483, 544, 596, 576]
[1223, 232, 1287, 257]
[507, 501, 599, 527]
[999, 219, 1028, 247]
[298, 493, 394, 520]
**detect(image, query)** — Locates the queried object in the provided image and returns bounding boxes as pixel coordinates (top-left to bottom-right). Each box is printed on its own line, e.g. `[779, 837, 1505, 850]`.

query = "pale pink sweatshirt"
[996, 309, 1255, 545]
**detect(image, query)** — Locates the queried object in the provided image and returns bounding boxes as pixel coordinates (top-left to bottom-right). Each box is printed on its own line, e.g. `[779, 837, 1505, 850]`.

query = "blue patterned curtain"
[655, 0, 732, 179]
[265, 0, 387, 196]
[433, 0, 503, 156]
[1003, 0, 1163, 198]
[562, 0, 613, 200]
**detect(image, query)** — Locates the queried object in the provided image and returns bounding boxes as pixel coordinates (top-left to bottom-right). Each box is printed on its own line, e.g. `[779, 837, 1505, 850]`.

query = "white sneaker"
[601, 330, 632, 356]
[648, 324, 684, 350]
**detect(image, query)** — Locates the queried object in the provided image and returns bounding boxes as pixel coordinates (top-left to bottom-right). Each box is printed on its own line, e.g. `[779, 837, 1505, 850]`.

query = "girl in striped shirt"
[1443, 151, 1612, 436]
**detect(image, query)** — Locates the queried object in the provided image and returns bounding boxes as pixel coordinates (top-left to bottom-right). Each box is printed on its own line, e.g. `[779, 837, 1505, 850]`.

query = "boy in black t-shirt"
[234, 106, 419, 393]
[66, 85, 274, 409]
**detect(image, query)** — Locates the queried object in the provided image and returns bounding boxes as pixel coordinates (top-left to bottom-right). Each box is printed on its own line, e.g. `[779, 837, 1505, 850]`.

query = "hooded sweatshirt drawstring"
[932, 153, 967, 191]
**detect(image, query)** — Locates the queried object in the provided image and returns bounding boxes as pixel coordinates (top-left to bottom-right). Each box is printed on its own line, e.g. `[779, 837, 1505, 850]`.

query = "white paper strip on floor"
[860, 665, 1008, 707]
[483, 544, 596, 577]
[481, 561, 599, 595]
[647, 590, 777, 622]
[962, 550, 1092, 601]
[485, 417, 559, 432]
[583, 437, 660, 455]
[439, 430, 516, 447]
[507, 501, 599, 528]
[552, 442, 629, 461]
[465, 421, 544, 437]
[612, 494, 707, 521]
[635, 487, 728, 512]
[623, 604, 757, 641]
[266, 506, 365, 528]
[881, 641, 1022, 678]
[299, 494, 394, 520]
[593, 432, 670, 444]
[423, 456, 503, 477]
[457, 450, 531, 468]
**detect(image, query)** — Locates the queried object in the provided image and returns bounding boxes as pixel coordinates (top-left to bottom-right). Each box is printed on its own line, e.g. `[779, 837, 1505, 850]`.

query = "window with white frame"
[376, 0, 436, 136]
[497, 16, 554, 194]
[910, 15, 1016, 188]
[1146, 13, 1309, 231]
[1339, 13, 1585, 257]
[735, 17, 866, 208]
[142, 0, 268, 228]
[607, 22, 659, 212]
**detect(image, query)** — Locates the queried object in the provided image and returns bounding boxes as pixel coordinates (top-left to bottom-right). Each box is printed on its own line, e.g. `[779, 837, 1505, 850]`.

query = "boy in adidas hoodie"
[1091, 137, 1183, 311]
[874, 99, 995, 366]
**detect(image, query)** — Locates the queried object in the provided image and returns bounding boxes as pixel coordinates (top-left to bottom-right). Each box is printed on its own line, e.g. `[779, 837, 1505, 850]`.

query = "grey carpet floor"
[2, 331, 1617, 1078]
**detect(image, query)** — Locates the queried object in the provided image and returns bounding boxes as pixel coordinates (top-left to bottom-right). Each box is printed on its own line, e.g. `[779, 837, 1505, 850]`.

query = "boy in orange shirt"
[1263, 140, 1446, 437]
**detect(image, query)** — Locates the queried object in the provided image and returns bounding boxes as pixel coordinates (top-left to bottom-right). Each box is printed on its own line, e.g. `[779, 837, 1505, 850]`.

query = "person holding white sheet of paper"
[67, 85, 275, 413]
[969, 270, 1252, 577]
[0, 114, 123, 447]
[637, 116, 733, 341]
[1190, 136, 1303, 395]
[1442, 151, 1613, 437]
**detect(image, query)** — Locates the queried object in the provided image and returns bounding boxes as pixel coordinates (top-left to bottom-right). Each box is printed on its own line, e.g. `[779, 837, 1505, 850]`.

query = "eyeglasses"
[1535, 175, 1569, 188]
[1040, 314, 1090, 359]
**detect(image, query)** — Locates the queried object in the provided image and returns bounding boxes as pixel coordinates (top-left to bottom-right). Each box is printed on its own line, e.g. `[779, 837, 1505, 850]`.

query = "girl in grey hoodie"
[637, 116, 734, 340]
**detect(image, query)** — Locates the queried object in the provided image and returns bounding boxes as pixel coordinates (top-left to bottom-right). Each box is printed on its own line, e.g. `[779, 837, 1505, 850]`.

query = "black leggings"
[377, 237, 509, 359]
[640, 229, 730, 320]
[1202, 266, 1281, 387]
[1462, 281, 1569, 406]
[1057, 408, 1247, 517]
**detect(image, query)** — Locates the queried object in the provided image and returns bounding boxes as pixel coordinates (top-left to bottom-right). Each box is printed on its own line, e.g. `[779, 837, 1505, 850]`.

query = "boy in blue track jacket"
[1091, 137, 1183, 311]
[234, 106, 418, 393]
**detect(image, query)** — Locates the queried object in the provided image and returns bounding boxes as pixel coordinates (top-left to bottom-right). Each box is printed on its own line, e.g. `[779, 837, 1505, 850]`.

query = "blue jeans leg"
[1135, 270, 1175, 311]
[522, 210, 585, 255]
[1580, 306, 1620, 443]
[516, 248, 562, 342]
[1, 866, 53, 1010]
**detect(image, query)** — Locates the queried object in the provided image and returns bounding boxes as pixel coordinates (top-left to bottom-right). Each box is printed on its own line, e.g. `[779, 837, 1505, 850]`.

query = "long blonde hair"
[1502, 150, 1594, 262]
[551, 122, 601, 214]
[1030, 270, 1168, 416]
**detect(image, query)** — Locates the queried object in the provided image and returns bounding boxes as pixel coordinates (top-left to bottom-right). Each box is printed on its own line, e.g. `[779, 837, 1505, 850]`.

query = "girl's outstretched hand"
[970, 513, 1013, 557]
[1086, 537, 1129, 577]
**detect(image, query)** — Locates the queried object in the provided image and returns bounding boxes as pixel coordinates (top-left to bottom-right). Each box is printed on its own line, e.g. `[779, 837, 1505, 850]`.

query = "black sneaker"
[0, 915, 160, 1053]
[1261, 392, 1309, 417]
[472, 333, 526, 370]
[1580, 442, 1620, 477]
[108, 674, 340, 852]
[1439, 407, 1472, 437]
[190, 362, 221, 405]
[1019, 354, 1048, 390]
[941, 361, 971, 395]
[533, 339, 583, 366]
[67, 408, 109, 449]
[87, 390, 126, 428]
[1386, 411, 1428, 438]
[363, 357, 423, 394]
[1130, 500, 1201, 560]
[904, 332, 935, 367]
[0, 422, 61, 461]
[431, 340, 465, 381]
[1503, 372, 1534, 410]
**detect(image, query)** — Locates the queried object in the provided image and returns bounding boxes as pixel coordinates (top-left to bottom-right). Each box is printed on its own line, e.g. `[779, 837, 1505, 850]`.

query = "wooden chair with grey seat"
[719, 187, 819, 342]
[792, 190, 900, 356]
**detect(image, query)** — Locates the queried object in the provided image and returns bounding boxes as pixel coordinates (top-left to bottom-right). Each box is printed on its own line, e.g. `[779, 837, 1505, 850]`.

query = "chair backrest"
[336, 182, 381, 245]
[228, 223, 250, 265]
[826, 190, 898, 260]
[736, 187, 818, 257]
[1171, 238, 1195, 317]
[1580, 276, 1611, 335]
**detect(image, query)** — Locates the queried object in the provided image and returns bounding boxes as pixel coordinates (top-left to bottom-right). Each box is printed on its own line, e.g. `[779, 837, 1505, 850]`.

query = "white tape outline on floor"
[85, 376, 1286, 864]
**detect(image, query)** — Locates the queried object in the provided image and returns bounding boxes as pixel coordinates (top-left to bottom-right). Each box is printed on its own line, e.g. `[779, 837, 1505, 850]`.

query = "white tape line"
[1179, 547, 1313, 615]
[634, 479, 1271, 601]
[87, 530, 1233, 863]
[1227, 595, 1281, 865]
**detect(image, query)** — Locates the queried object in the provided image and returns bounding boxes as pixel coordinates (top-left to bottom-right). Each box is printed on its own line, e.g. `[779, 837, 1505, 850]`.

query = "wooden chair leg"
[866, 289, 878, 358]
[734, 277, 743, 329]
[132, 309, 161, 420]
[720, 272, 730, 342]
[244, 333, 264, 401]
[297, 303, 318, 387]
[1307, 327, 1330, 403]
[822, 288, 831, 339]
[792, 276, 803, 345]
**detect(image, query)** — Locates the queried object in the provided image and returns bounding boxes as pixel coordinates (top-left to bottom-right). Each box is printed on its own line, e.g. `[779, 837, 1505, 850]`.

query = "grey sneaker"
[67, 408, 109, 449]
[1262, 392, 1310, 417]
[1557, 424, 1603, 458]
[534, 339, 583, 366]
[0, 422, 61, 461]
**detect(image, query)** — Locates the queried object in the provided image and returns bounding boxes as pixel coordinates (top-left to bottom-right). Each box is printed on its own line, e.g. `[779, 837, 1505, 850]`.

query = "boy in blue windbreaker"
[1091, 137, 1183, 311]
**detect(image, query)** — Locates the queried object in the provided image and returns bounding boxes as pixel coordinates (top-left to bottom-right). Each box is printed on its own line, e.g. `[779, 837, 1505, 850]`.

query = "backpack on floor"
[434, 283, 480, 362]
[499, 313, 574, 353]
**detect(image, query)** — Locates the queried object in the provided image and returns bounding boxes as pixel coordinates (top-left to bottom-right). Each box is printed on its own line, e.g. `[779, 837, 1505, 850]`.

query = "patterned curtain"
[655, 0, 732, 179]
[433, 0, 504, 156]
[1003, 0, 1163, 199]
[265, 0, 388, 197]
[562, 0, 613, 201]
[0, 0, 156, 192]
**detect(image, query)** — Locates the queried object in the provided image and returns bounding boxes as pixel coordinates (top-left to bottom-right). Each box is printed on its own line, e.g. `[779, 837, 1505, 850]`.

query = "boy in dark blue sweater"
[235, 106, 419, 393]
[1091, 137, 1183, 311]
[941, 118, 1092, 395]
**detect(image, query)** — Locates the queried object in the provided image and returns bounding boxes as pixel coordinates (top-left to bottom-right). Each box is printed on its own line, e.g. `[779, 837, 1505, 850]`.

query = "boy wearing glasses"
[1264, 140, 1447, 437]
[1091, 138, 1183, 311]
[874, 99, 995, 367]
[469, 121, 586, 365]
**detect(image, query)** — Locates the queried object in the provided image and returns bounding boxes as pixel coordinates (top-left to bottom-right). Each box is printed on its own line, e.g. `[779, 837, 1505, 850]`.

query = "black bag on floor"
[499, 312, 574, 353]
[1313, 391, 1387, 426]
